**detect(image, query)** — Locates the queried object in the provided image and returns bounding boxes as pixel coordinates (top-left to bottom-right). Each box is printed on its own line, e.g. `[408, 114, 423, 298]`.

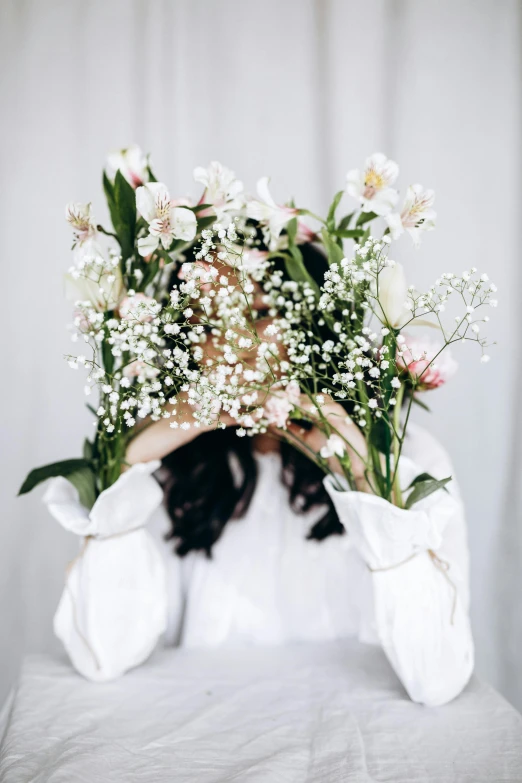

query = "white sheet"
[1, 641, 521, 782]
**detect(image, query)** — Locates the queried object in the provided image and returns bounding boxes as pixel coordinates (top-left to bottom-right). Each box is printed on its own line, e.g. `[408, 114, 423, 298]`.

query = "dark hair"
[161, 427, 344, 557]
[161, 240, 344, 557]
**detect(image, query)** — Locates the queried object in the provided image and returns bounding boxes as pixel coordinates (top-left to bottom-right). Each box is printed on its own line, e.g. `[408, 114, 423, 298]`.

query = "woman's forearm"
[324, 475, 474, 706]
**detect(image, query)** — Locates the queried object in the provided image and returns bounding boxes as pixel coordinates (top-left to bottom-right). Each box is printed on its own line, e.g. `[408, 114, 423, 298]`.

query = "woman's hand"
[125, 400, 236, 466]
[284, 396, 370, 492]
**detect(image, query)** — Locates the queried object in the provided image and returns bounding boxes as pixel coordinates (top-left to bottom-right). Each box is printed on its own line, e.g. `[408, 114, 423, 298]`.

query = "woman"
[48, 243, 474, 708]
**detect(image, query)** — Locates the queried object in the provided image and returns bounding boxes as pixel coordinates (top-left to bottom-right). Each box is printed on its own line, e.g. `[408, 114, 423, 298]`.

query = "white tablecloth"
[1, 641, 521, 782]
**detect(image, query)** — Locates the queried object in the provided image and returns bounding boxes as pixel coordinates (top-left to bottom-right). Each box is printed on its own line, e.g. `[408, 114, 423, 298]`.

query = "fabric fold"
[44, 462, 167, 682]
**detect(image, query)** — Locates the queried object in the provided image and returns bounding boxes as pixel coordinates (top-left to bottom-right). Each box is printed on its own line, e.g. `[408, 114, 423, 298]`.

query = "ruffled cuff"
[43, 461, 162, 538]
[323, 457, 460, 571]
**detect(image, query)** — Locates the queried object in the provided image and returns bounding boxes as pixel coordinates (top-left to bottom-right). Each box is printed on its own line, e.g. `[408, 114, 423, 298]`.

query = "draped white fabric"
[0, 0, 520, 708]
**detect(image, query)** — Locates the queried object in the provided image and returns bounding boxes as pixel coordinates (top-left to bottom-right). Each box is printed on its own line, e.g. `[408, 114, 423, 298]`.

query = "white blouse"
[44, 423, 474, 707]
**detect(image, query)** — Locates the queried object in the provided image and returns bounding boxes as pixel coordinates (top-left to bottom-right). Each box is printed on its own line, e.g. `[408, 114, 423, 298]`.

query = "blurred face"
[179, 258, 286, 370]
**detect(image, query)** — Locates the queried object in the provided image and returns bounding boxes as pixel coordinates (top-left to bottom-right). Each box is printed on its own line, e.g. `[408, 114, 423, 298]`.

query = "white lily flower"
[386, 184, 436, 246]
[106, 144, 149, 188]
[193, 161, 244, 219]
[376, 263, 410, 328]
[64, 264, 124, 312]
[65, 203, 104, 268]
[246, 177, 298, 249]
[346, 153, 399, 216]
[136, 182, 197, 257]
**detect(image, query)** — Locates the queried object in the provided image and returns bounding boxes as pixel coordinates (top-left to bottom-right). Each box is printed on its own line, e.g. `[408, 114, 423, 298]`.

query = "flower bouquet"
[19, 147, 496, 512]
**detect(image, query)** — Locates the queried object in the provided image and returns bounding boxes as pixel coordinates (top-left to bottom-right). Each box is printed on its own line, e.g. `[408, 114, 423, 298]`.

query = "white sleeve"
[43, 462, 170, 682]
[324, 460, 474, 707]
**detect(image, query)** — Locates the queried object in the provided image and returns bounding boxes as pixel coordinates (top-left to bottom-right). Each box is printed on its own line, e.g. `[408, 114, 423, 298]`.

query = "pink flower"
[397, 335, 457, 390]
[119, 293, 157, 322]
[264, 381, 300, 428]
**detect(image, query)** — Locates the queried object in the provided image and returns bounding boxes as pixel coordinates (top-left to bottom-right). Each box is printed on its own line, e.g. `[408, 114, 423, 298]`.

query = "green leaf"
[412, 394, 431, 412]
[356, 211, 378, 227]
[113, 170, 136, 259]
[359, 227, 371, 246]
[147, 165, 157, 183]
[102, 339, 115, 375]
[197, 214, 217, 232]
[332, 229, 365, 239]
[326, 190, 344, 230]
[407, 472, 437, 487]
[191, 204, 213, 213]
[103, 171, 118, 234]
[321, 228, 345, 266]
[83, 438, 93, 461]
[139, 257, 161, 291]
[103, 171, 115, 201]
[369, 417, 392, 455]
[284, 219, 320, 295]
[156, 247, 173, 265]
[337, 213, 354, 231]
[18, 458, 91, 496]
[405, 476, 452, 509]
[67, 466, 98, 510]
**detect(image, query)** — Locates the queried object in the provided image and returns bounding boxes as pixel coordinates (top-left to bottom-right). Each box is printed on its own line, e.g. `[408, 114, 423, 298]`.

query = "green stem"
[392, 384, 405, 507]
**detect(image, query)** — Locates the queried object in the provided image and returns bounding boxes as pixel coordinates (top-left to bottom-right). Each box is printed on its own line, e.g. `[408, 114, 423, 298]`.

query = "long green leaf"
[83, 438, 93, 461]
[139, 257, 161, 291]
[326, 190, 344, 230]
[405, 476, 452, 509]
[67, 466, 98, 510]
[321, 228, 345, 266]
[369, 417, 392, 455]
[412, 395, 431, 412]
[18, 458, 91, 496]
[332, 229, 365, 239]
[356, 211, 378, 227]
[284, 219, 320, 295]
[337, 213, 354, 231]
[113, 170, 136, 259]
[196, 214, 217, 232]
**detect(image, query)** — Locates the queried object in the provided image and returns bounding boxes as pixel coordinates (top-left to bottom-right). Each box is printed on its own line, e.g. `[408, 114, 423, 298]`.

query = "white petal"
[406, 227, 421, 247]
[193, 166, 209, 187]
[367, 153, 399, 186]
[246, 200, 272, 222]
[370, 187, 399, 216]
[366, 152, 387, 167]
[135, 185, 156, 223]
[137, 234, 159, 256]
[385, 212, 404, 240]
[377, 263, 409, 328]
[256, 177, 277, 208]
[346, 168, 363, 200]
[136, 182, 169, 222]
[268, 207, 294, 240]
[171, 206, 197, 241]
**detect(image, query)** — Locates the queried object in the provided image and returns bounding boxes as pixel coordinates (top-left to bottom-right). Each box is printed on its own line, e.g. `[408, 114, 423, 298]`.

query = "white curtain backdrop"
[1, 0, 521, 708]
